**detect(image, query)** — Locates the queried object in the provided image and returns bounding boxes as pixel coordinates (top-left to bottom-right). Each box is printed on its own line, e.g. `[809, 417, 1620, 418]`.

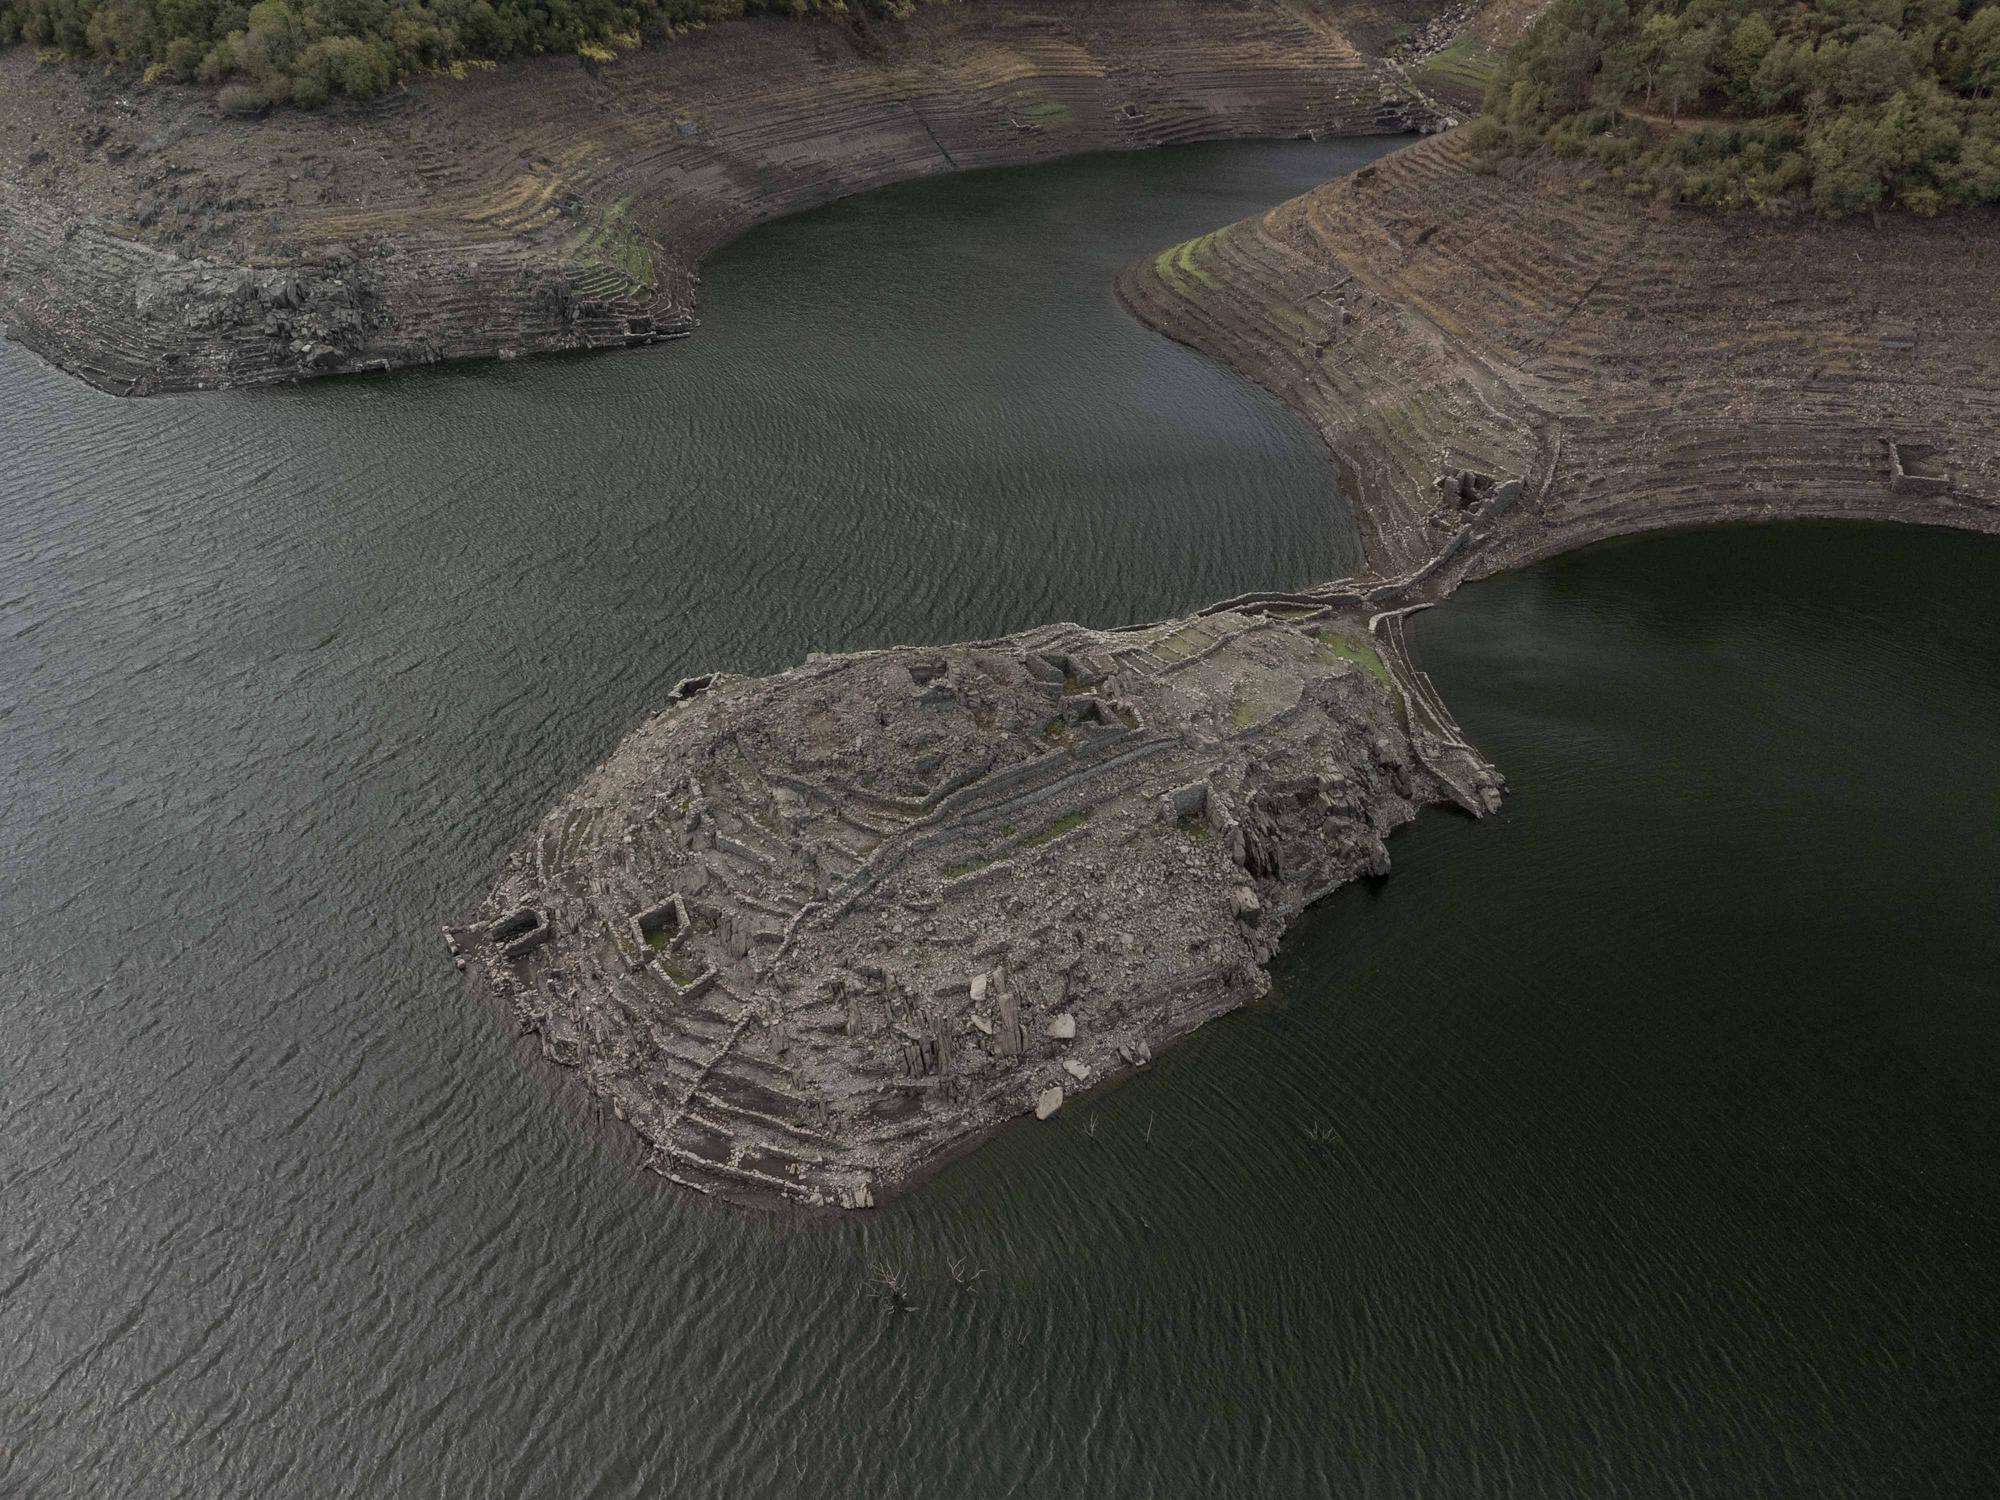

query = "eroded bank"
[0, 0, 1442, 394]
[1116, 130, 2000, 602]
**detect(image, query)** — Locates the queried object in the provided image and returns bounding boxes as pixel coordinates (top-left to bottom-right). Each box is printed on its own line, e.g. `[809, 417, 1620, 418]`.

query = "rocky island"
[451, 603, 1500, 1210]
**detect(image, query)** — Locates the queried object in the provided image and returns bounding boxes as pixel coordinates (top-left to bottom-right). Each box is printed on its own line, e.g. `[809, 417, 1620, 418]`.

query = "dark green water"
[3, 140, 1996, 1498]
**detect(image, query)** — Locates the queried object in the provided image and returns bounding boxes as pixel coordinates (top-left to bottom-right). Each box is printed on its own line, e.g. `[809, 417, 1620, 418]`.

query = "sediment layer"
[0, 0, 1439, 395]
[454, 605, 1500, 1211]
[1119, 131, 2000, 595]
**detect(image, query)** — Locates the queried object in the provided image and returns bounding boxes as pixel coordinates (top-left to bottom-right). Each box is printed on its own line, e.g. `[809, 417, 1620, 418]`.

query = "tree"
[1637, 13, 1686, 108]
[82, 0, 149, 63]
[1659, 23, 1720, 118]
[1544, 28, 1603, 114]
[1725, 14, 1776, 108]
[1838, 26, 1915, 105]
[1751, 36, 1805, 112]
[1949, 8, 2000, 98]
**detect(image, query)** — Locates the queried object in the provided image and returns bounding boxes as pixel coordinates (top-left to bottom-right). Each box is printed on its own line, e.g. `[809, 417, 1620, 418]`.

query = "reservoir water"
[3, 139, 1995, 1498]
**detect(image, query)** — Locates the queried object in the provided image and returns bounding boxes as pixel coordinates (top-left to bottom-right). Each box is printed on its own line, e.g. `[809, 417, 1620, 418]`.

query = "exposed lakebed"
[2, 140, 1994, 1497]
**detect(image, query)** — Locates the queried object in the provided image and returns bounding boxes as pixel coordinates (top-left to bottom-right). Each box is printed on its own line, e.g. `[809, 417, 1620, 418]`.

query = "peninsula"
[1117, 130, 2000, 593]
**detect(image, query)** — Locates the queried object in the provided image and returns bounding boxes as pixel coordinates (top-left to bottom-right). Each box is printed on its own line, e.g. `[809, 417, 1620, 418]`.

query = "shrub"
[1463, 115, 1508, 151]
[216, 78, 270, 111]
[163, 32, 200, 77]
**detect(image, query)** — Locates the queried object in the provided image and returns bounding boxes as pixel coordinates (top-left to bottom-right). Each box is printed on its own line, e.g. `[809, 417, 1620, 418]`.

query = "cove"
[2, 139, 1996, 1500]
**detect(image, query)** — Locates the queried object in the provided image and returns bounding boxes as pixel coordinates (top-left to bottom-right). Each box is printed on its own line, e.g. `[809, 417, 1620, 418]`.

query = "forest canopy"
[1472, 0, 2000, 214]
[0, 0, 926, 110]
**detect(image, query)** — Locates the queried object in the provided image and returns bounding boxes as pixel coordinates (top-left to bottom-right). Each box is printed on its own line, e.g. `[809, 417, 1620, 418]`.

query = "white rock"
[1062, 1059, 1089, 1082]
[970, 972, 989, 1003]
[1035, 1085, 1064, 1120]
[1045, 1012, 1076, 1040]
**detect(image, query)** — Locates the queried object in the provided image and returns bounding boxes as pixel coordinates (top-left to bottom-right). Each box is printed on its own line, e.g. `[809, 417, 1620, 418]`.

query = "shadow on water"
[2, 127, 1996, 1499]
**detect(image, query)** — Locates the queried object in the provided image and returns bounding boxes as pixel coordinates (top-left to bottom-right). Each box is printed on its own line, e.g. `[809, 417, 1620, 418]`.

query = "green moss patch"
[1022, 809, 1091, 848]
[1150, 227, 1232, 293]
[1317, 633, 1393, 689]
[1416, 33, 1499, 94]
[571, 195, 656, 286]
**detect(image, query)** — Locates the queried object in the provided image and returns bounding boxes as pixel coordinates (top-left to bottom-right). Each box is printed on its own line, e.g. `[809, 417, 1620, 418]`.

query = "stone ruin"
[1430, 469, 1525, 530]
[1886, 439, 1952, 498]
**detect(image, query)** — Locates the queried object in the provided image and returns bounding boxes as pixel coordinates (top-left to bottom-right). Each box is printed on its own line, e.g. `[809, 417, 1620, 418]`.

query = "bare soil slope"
[1119, 132, 2000, 592]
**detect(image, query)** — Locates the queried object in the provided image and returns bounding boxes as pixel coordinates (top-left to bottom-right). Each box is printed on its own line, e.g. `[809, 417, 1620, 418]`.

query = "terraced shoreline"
[0, 0, 1440, 395]
[26, 1, 1994, 1208]
[1117, 130, 2000, 600]
[461, 128, 1998, 1212]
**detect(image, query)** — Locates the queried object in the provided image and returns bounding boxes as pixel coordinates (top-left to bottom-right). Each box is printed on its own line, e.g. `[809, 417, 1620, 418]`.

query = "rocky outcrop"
[1118, 131, 2000, 596]
[0, 0, 1444, 394]
[453, 604, 1499, 1211]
